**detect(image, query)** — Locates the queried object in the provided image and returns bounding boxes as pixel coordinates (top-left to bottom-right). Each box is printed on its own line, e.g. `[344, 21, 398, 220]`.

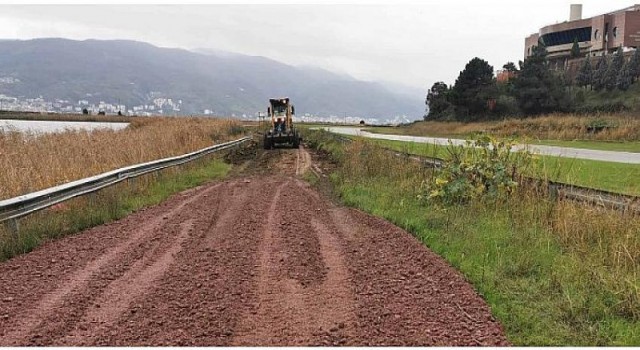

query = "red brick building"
[525, 4, 640, 68]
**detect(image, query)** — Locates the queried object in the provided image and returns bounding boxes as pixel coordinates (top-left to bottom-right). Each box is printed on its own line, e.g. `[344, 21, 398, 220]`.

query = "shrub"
[424, 135, 533, 204]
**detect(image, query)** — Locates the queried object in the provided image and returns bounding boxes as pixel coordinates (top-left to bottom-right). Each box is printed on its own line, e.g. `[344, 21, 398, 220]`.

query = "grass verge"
[534, 139, 640, 153]
[0, 156, 231, 262]
[306, 129, 640, 346]
[356, 138, 640, 196]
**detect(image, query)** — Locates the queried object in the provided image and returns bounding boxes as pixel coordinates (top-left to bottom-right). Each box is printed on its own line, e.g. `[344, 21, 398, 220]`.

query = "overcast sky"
[0, 1, 634, 92]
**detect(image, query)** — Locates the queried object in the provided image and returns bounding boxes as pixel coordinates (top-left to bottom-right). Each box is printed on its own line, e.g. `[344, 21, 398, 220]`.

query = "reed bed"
[0, 117, 244, 200]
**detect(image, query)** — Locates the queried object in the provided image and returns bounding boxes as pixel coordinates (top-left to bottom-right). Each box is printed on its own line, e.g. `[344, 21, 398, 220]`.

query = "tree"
[503, 62, 518, 73]
[570, 37, 581, 58]
[617, 61, 633, 91]
[425, 81, 452, 120]
[82, 108, 89, 115]
[628, 49, 640, 83]
[592, 55, 609, 91]
[512, 40, 569, 115]
[605, 47, 625, 91]
[575, 55, 592, 89]
[450, 57, 495, 119]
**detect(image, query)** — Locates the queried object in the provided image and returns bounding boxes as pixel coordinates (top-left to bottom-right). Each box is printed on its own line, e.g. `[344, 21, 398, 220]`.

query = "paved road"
[0, 146, 508, 346]
[324, 127, 640, 164]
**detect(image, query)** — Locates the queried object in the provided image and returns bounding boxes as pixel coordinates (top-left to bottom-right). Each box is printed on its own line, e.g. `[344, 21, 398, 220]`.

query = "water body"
[0, 119, 129, 134]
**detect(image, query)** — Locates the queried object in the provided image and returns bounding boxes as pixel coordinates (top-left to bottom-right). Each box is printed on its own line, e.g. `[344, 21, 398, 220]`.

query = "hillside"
[0, 38, 424, 122]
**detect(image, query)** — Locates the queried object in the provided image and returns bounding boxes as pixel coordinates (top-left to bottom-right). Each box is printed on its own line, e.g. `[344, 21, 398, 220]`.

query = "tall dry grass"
[0, 117, 244, 200]
[402, 114, 640, 141]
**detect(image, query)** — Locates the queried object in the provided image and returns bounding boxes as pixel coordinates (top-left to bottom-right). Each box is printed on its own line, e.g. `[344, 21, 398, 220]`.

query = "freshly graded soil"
[0, 146, 509, 346]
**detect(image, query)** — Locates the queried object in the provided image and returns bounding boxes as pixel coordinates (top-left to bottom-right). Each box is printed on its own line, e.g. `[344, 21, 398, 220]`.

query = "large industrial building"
[525, 4, 640, 64]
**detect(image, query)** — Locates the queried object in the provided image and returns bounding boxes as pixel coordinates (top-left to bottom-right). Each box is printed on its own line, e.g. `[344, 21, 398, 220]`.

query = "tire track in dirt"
[328, 208, 509, 346]
[0, 188, 213, 333]
[88, 178, 277, 346]
[60, 219, 195, 345]
[0, 182, 225, 346]
[232, 179, 355, 346]
[295, 146, 312, 176]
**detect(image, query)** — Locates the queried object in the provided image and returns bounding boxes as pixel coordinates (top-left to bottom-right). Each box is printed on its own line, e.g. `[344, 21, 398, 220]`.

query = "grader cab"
[263, 97, 301, 149]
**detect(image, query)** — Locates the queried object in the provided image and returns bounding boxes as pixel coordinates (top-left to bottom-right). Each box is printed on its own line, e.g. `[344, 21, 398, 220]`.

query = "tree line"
[426, 41, 640, 121]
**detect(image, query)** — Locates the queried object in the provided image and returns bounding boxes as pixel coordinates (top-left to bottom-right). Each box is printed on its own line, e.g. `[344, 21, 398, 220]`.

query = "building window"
[594, 29, 600, 40]
[540, 26, 592, 46]
[613, 27, 618, 38]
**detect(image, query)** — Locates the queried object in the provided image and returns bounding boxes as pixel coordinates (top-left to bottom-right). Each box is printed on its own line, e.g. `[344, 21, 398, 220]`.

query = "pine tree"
[592, 55, 609, 91]
[575, 56, 592, 88]
[628, 49, 640, 83]
[503, 62, 518, 73]
[617, 62, 633, 91]
[450, 57, 495, 119]
[605, 47, 625, 91]
[570, 37, 581, 58]
[425, 82, 452, 120]
[512, 40, 569, 115]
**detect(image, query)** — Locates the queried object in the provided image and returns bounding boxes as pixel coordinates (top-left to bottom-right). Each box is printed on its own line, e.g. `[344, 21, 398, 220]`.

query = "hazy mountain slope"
[0, 38, 424, 120]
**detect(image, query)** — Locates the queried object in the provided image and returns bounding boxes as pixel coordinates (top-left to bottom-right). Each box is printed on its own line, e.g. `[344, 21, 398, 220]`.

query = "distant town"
[0, 91, 412, 125]
[0, 92, 183, 117]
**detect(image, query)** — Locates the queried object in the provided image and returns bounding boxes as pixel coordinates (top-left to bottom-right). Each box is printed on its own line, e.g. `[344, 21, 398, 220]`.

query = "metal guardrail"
[0, 136, 252, 226]
[327, 132, 640, 214]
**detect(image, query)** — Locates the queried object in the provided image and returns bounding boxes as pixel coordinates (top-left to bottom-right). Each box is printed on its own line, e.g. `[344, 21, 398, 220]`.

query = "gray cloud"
[0, 1, 632, 91]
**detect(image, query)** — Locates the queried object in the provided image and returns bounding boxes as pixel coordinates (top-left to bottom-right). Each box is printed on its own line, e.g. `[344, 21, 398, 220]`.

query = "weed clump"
[423, 135, 532, 204]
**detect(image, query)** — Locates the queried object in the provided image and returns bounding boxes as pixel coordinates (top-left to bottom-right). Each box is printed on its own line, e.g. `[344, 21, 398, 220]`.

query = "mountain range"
[0, 38, 425, 122]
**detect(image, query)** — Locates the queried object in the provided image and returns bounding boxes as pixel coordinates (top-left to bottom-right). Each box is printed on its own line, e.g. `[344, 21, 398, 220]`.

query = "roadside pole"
[4, 218, 19, 241]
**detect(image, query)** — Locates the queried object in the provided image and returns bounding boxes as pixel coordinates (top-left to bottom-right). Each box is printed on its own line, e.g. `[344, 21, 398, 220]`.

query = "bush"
[586, 118, 619, 134]
[494, 95, 521, 117]
[423, 135, 533, 204]
[574, 101, 630, 114]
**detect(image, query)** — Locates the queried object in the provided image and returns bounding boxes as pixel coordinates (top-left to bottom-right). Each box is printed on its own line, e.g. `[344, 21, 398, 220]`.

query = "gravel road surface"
[0, 146, 508, 346]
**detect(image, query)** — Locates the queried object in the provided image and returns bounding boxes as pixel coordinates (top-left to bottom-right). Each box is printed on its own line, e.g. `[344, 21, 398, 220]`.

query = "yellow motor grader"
[263, 97, 301, 149]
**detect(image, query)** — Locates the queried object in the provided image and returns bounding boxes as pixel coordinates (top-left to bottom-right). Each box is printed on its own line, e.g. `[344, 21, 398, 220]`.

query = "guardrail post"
[549, 183, 559, 201]
[4, 218, 19, 240]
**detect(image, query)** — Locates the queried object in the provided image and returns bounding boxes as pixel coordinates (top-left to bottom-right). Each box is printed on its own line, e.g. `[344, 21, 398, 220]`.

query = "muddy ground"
[0, 144, 509, 346]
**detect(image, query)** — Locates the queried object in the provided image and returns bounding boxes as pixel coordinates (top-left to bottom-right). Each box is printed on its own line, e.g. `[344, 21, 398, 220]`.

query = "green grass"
[359, 138, 640, 196]
[532, 155, 640, 194]
[534, 139, 640, 153]
[338, 179, 640, 345]
[364, 127, 640, 153]
[364, 126, 469, 140]
[0, 158, 231, 261]
[305, 130, 640, 345]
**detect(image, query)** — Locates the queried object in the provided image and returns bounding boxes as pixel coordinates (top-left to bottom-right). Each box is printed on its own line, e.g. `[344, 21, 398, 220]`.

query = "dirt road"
[0, 146, 508, 346]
